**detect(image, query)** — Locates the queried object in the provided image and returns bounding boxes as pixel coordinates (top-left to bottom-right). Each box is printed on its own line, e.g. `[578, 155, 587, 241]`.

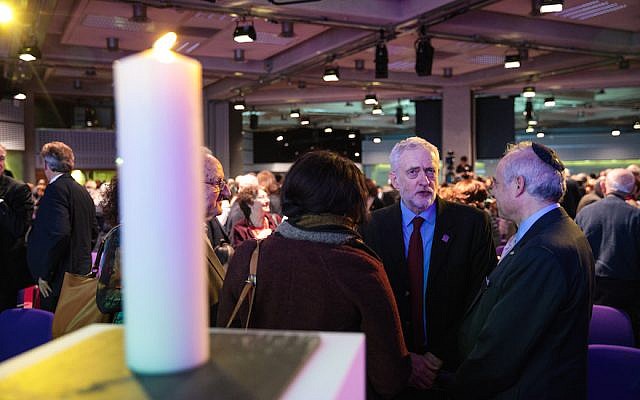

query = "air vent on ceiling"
[177, 26, 220, 38]
[469, 55, 504, 65]
[83, 15, 155, 32]
[557, 1, 627, 20]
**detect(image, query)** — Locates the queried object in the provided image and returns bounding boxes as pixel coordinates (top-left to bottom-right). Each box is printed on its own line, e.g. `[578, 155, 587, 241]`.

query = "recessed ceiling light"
[522, 86, 536, 98]
[364, 94, 378, 105]
[276, 135, 284, 141]
[611, 129, 621, 136]
[544, 97, 556, 107]
[536, 132, 545, 138]
[372, 137, 382, 143]
[300, 117, 310, 125]
[526, 126, 535, 133]
[324, 127, 333, 133]
[633, 121, 640, 130]
[347, 133, 356, 139]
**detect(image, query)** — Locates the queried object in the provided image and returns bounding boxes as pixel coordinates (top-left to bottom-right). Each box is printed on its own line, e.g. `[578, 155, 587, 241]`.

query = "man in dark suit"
[451, 142, 594, 399]
[0, 144, 34, 311]
[576, 168, 640, 345]
[27, 141, 97, 312]
[361, 137, 497, 384]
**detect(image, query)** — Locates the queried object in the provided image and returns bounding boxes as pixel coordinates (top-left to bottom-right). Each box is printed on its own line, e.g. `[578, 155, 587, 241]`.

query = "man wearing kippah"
[448, 142, 594, 399]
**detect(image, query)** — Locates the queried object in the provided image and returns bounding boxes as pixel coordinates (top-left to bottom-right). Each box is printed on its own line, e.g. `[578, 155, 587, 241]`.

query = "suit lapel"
[426, 198, 453, 287]
[463, 206, 566, 317]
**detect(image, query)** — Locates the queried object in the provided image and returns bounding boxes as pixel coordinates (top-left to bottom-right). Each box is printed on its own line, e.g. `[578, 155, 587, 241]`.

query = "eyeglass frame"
[204, 177, 227, 192]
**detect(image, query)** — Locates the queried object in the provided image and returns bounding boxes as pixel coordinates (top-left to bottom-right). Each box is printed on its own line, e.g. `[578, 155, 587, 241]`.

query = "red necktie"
[408, 216, 425, 350]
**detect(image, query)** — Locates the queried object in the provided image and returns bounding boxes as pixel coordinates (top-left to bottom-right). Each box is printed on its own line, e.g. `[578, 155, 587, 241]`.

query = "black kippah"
[531, 142, 564, 172]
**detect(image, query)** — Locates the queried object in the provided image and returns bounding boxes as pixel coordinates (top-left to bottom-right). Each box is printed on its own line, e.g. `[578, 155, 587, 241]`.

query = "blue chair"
[589, 344, 640, 400]
[589, 305, 635, 347]
[0, 308, 54, 362]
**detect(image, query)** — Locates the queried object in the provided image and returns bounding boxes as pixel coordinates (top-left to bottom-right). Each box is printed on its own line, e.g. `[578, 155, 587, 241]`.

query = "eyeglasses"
[204, 177, 226, 192]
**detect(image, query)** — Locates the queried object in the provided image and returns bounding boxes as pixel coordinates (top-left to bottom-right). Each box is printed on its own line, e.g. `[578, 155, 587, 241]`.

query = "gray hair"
[605, 168, 635, 194]
[41, 141, 75, 173]
[389, 136, 440, 171]
[501, 141, 566, 202]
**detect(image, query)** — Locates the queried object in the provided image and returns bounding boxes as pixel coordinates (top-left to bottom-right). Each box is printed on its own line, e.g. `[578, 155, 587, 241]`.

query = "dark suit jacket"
[361, 198, 497, 370]
[0, 175, 34, 311]
[454, 207, 594, 399]
[27, 173, 97, 311]
[575, 194, 640, 281]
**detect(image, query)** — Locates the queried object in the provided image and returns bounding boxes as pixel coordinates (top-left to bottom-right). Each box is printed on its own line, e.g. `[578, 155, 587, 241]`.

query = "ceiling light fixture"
[300, 117, 310, 125]
[536, 131, 545, 138]
[375, 30, 388, 79]
[611, 129, 621, 136]
[13, 92, 26, 100]
[322, 66, 340, 82]
[364, 94, 378, 105]
[280, 21, 294, 38]
[276, 135, 284, 142]
[347, 133, 356, 139]
[131, 2, 149, 22]
[527, 119, 538, 126]
[18, 43, 41, 62]
[372, 137, 382, 144]
[504, 54, 521, 69]
[633, 121, 640, 130]
[106, 37, 119, 51]
[233, 20, 257, 43]
[522, 86, 536, 98]
[324, 127, 333, 133]
[544, 97, 556, 107]
[539, 0, 564, 14]
[372, 104, 383, 115]
[233, 100, 246, 111]
[289, 109, 300, 118]
[233, 48, 245, 62]
[415, 27, 434, 77]
[526, 126, 535, 133]
[402, 113, 410, 121]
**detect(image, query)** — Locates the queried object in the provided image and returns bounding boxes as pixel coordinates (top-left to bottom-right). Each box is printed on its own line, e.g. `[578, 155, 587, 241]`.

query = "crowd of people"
[1, 136, 639, 399]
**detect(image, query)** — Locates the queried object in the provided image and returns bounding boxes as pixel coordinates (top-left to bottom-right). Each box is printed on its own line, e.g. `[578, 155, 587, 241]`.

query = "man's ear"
[389, 171, 398, 190]
[515, 175, 526, 196]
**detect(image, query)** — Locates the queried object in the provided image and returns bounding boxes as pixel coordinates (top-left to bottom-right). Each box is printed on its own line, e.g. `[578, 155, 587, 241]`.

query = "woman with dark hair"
[95, 176, 123, 323]
[231, 187, 281, 247]
[218, 151, 434, 398]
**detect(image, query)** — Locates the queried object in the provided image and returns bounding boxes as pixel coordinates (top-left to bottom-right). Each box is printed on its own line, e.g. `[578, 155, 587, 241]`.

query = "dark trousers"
[594, 277, 640, 347]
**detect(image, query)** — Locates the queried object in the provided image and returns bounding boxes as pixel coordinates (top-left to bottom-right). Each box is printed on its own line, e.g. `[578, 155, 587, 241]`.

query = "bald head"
[605, 168, 635, 195]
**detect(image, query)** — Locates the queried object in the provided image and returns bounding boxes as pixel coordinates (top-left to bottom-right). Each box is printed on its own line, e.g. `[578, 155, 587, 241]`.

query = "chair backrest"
[588, 344, 640, 400]
[589, 305, 635, 347]
[0, 308, 54, 362]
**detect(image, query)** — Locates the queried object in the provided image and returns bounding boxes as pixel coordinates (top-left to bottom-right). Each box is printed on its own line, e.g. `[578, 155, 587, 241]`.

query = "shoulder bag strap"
[225, 239, 261, 329]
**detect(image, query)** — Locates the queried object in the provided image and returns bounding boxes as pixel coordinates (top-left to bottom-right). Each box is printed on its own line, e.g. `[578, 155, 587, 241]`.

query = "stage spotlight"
[364, 94, 378, 105]
[415, 35, 434, 77]
[323, 66, 340, 82]
[234, 21, 257, 43]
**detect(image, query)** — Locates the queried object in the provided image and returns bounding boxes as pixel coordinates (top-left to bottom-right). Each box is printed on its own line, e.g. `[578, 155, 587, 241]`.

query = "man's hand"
[38, 278, 52, 298]
[408, 352, 442, 389]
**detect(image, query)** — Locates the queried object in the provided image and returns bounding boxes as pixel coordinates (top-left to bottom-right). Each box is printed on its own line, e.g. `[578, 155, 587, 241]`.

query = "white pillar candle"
[113, 35, 209, 374]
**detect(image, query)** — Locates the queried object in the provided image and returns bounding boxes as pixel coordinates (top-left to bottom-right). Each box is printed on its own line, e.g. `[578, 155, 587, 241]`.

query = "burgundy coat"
[218, 234, 411, 398]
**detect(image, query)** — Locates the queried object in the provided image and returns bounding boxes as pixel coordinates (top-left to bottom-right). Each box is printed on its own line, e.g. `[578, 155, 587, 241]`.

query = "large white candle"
[113, 33, 209, 374]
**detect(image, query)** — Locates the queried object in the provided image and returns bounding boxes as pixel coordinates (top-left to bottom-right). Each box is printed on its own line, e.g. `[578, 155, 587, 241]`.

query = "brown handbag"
[51, 235, 112, 338]
[225, 239, 261, 329]
[51, 271, 111, 338]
